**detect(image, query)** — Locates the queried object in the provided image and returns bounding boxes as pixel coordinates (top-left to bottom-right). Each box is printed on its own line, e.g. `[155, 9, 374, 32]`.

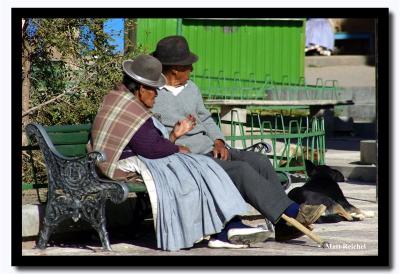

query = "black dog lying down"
[288, 160, 373, 223]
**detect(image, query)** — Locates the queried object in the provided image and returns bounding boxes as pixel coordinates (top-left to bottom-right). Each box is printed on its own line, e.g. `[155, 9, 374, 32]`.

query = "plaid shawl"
[91, 84, 152, 180]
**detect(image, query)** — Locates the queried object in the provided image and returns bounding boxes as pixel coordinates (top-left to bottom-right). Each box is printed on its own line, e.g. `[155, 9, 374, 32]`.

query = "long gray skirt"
[139, 153, 249, 251]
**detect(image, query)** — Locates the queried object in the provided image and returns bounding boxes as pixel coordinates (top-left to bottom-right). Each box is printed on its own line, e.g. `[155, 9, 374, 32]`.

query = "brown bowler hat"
[152, 35, 198, 66]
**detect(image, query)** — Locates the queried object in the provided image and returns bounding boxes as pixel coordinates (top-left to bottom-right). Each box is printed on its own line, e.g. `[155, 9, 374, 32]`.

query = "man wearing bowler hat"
[152, 35, 326, 242]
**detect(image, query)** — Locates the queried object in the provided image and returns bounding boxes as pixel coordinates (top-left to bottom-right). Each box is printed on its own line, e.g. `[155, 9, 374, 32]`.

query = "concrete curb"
[360, 140, 377, 164]
[22, 197, 142, 238]
[330, 164, 377, 182]
[305, 55, 374, 67]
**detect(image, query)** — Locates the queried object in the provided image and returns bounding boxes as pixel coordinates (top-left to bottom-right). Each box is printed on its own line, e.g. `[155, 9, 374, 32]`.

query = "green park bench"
[24, 123, 290, 251]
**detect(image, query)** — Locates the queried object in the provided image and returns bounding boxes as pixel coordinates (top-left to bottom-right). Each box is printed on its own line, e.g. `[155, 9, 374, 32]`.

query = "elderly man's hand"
[213, 139, 229, 160]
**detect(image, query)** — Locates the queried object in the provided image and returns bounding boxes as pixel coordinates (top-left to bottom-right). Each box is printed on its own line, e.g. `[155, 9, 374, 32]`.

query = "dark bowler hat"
[152, 35, 198, 65]
[122, 54, 166, 88]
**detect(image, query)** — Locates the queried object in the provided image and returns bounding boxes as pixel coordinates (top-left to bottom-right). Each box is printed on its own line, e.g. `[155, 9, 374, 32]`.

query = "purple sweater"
[120, 118, 179, 160]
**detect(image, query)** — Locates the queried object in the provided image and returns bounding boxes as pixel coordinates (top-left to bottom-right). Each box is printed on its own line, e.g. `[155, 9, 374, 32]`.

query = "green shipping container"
[135, 18, 305, 97]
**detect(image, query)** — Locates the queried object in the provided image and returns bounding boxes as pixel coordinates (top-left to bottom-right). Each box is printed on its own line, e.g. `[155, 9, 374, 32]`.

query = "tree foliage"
[22, 18, 144, 184]
[23, 18, 143, 125]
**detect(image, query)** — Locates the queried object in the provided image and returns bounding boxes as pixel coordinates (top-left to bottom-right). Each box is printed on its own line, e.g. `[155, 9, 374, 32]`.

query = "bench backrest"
[24, 123, 148, 194]
[43, 124, 92, 157]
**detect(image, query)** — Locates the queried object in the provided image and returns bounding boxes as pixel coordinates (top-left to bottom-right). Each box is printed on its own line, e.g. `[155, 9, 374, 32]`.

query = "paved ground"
[304, 56, 375, 88]
[21, 179, 377, 256]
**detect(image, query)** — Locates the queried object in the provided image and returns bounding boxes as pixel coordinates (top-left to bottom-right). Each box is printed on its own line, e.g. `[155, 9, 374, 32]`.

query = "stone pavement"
[21, 179, 377, 256]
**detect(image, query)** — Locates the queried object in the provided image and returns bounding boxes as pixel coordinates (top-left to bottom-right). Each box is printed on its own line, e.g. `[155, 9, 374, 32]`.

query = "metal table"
[205, 99, 354, 117]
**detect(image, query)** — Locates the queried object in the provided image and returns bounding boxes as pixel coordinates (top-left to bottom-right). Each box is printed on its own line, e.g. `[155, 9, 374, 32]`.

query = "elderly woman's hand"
[170, 115, 196, 143]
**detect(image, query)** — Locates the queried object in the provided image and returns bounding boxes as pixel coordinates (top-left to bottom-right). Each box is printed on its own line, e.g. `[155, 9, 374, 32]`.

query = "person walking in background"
[305, 18, 335, 56]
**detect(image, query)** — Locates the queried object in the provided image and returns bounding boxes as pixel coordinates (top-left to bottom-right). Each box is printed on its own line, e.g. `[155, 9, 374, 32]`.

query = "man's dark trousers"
[208, 149, 293, 224]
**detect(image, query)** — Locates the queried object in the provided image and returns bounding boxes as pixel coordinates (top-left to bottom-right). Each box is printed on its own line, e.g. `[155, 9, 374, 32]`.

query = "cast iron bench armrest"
[25, 123, 131, 251]
[240, 141, 272, 154]
[25, 124, 129, 202]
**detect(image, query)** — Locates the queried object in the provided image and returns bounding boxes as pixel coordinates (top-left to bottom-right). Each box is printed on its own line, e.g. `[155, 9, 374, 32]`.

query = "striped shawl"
[91, 84, 151, 180]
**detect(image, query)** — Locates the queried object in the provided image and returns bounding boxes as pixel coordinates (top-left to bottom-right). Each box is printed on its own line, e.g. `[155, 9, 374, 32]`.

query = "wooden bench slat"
[126, 182, 147, 193]
[22, 182, 48, 190]
[54, 144, 87, 157]
[48, 132, 90, 146]
[44, 124, 92, 133]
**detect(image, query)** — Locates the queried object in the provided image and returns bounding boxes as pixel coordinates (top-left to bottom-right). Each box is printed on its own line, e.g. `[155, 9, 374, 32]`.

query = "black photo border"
[12, 7, 390, 268]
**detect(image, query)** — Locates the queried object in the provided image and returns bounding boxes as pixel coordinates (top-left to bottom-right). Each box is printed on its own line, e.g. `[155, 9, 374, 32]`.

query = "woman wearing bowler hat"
[90, 54, 271, 251]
